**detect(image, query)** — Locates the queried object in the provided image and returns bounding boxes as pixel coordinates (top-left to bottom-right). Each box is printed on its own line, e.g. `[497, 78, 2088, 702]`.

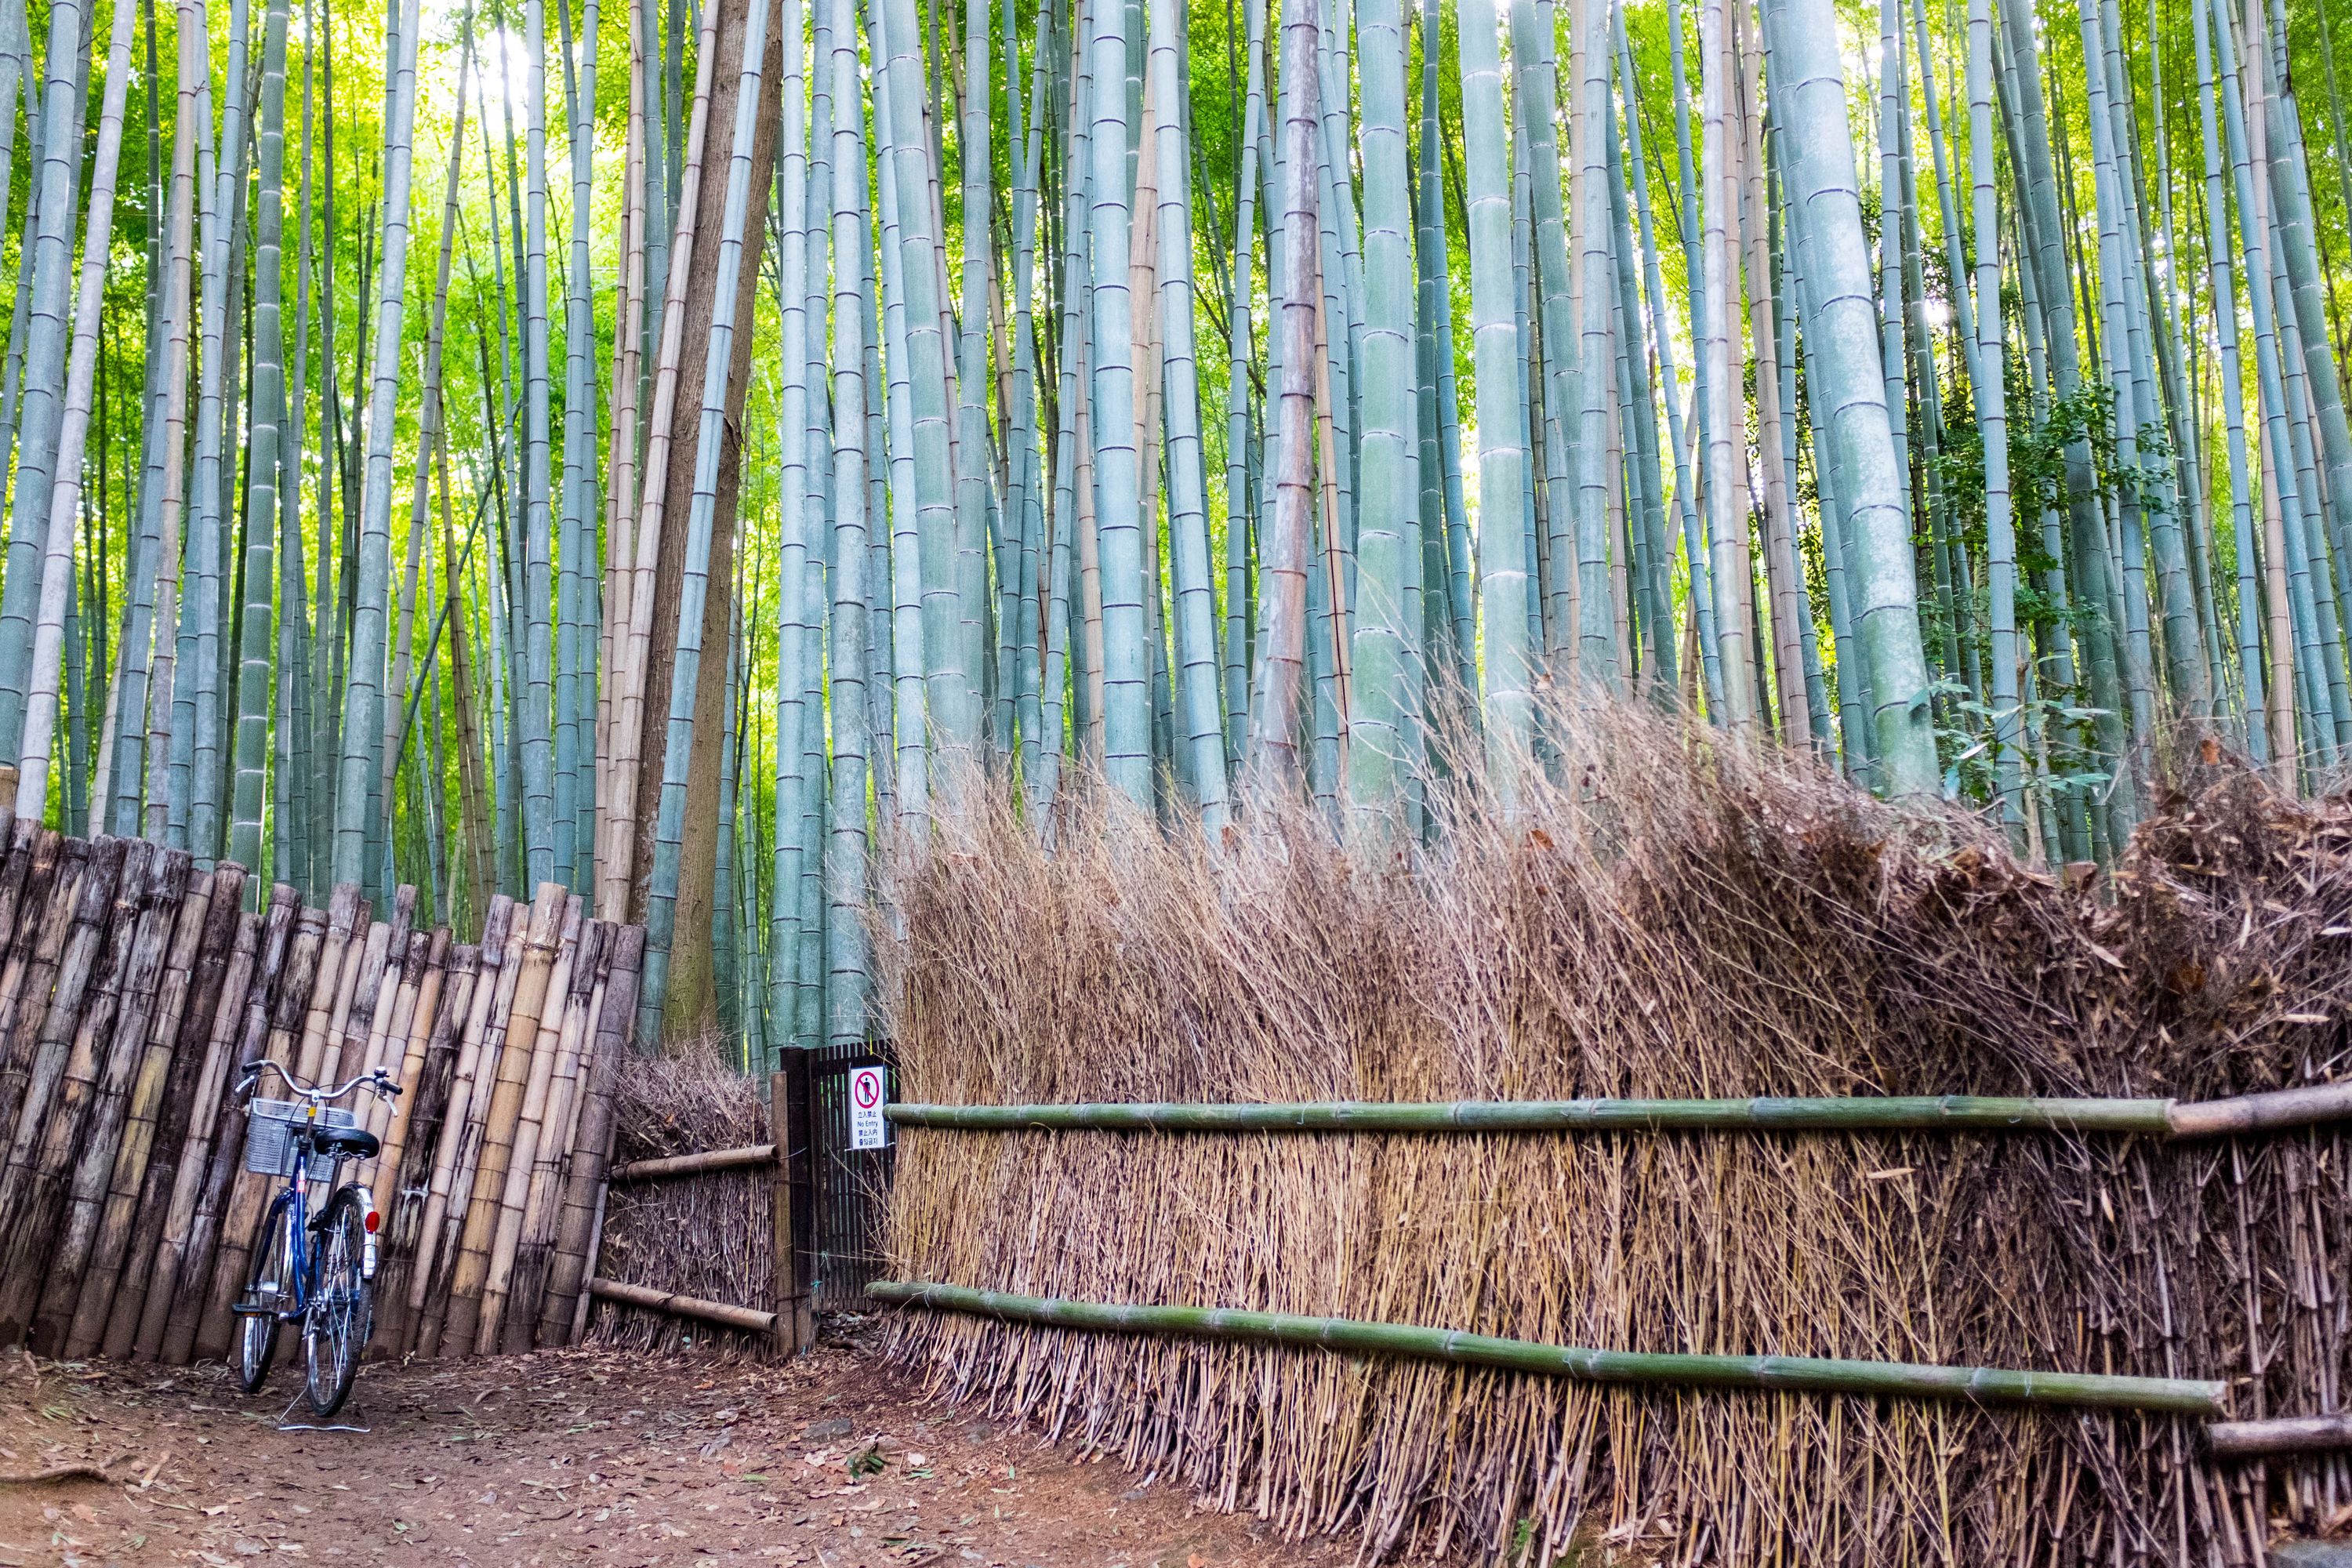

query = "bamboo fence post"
[0, 764, 14, 844]
[93, 883, 294, 1359]
[414, 895, 524, 1356]
[438, 882, 561, 1354]
[151, 898, 325, 1362]
[408, 896, 515, 1354]
[318, 912, 390, 1086]
[349, 925, 424, 1193]
[373, 927, 449, 1185]
[0, 826, 39, 1009]
[372, 938, 478, 1354]
[325, 912, 397, 1087]
[292, 885, 365, 1082]
[0, 837, 122, 1344]
[176, 887, 340, 1362]
[0, 833, 58, 1089]
[39, 874, 248, 1356]
[506, 916, 605, 1352]
[0, 834, 77, 1141]
[549, 922, 641, 1347]
[15, 842, 158, 1352]
[477, 891, 582, 1353]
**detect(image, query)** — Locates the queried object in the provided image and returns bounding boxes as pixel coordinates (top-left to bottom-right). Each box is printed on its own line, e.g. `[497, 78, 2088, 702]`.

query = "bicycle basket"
[242, 1100, 362, 1181]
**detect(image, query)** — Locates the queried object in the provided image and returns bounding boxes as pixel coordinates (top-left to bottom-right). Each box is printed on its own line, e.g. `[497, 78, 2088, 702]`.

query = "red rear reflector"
[364, 1210, 381, 1233]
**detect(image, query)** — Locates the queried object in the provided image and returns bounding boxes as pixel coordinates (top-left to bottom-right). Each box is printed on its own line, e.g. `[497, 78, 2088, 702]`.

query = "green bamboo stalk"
[1242, 0, 1319, 797]
[1967, 0, 2019, 830]
[770, 0, 814, 1051]
[873, 0, 926, 825]
[186, 0, 252, 863]
[953, 0, 993, 785]
[1457, 0, 1534, 797]
[1149, 0, 1232, 830]
[887, 1094, 2178, 1133]
[1759, 0, 1936, 797]
[1076, 0, 1149, 807]
[230, 0, 292, 887]
[1698, 0, 1752, 733]
[556, 0, 604, 891]
[0, 0, 94, 773]
[517, 0, 556, 887]
[16, 0, 140, 823]
[824, 0, 872, 1051]
[330, 0, 424, 887]
[867, 1281, 2226, 1414]
[1341, 0, 1416, 827]
[2189, 0, 2266, 760]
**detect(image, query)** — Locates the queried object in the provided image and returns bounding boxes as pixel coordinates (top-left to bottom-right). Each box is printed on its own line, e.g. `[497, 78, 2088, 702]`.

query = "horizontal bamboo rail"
[587, 1276, 776, 1334]
[866, 1282, 2228, 1416]
[2206, 1414, 2352, 1458]
[608, 1143, 778, 1181]
[887, 1084, 2352, 1139]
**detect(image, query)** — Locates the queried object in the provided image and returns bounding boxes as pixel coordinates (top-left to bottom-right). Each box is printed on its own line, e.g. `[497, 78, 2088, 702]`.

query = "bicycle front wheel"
[303, 1190, 373, 1417]
[235, 1201, 294, 1394]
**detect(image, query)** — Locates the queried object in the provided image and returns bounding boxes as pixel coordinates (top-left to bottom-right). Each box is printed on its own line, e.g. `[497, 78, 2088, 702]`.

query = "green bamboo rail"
[885, 1080, 2352, 1139]
[866, 1282, 2227, 1415]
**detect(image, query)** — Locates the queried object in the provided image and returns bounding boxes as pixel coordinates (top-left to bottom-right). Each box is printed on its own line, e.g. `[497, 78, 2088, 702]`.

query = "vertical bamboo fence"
[0, 766, 647, 1362]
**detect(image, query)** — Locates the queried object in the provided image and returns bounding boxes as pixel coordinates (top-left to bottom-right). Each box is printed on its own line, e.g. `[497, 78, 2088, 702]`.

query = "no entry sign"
[848, 1065, 890, 1150]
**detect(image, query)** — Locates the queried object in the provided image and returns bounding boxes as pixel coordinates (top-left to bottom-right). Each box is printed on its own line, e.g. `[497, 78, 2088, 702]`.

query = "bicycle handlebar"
[235, 1058, 401, 1105]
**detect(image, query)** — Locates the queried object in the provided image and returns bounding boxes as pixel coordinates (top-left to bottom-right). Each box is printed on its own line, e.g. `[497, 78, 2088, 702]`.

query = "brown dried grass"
[585, 1032, 773, 1359]
[877, 704, 2352, 1565]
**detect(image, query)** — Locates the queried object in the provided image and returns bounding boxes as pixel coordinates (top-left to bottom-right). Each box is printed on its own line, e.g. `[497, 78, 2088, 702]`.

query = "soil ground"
[0, 1330, 1353, 1568]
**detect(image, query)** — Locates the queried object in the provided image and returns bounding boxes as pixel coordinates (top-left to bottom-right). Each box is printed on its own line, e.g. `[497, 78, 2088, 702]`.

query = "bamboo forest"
[0, 0, 2347, 1056]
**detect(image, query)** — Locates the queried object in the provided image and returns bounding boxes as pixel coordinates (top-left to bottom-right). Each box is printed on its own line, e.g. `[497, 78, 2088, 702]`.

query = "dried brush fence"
[875, 708, 2352, 1567]
[0, 765, 647, 1365]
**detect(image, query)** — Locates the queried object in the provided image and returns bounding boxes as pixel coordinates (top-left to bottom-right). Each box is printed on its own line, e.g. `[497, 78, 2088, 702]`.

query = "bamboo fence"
[876, 722, 2352, 1566]
[0, 771, 647, 1364]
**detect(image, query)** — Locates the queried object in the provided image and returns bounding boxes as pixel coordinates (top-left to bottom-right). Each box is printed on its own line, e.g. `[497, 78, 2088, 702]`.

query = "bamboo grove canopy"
[0, 0, 2343, 1051]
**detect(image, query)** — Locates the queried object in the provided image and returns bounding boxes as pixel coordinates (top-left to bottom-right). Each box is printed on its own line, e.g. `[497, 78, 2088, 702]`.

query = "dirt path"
[0, 1334, 1352, 1568]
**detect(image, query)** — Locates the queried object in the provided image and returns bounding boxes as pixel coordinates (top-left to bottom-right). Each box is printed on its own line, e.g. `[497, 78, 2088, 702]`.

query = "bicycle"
[229, 1059, 401, 1417]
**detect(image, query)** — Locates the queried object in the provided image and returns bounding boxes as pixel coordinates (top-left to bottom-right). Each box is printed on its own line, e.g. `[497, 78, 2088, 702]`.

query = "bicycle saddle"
[312, 1124, 380, 1160]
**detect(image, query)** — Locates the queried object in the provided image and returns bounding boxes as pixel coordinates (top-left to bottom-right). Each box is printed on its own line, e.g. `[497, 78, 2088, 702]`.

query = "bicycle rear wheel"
[303, 1190, 373, 1417]
[234, 1200, 294, 1393]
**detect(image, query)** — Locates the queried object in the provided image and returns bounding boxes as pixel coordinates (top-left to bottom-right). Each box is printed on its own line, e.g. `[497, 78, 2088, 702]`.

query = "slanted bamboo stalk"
[373, 927, 451, 1189]
[0, 843, 116, 1304]
[372, 937, 478, 1355]
[477, 892, 583, 1352]
[321, 912, 395, 1086]
[0, 839, 139, 1344]
[41, 872, 249, 1356]
[293, 885, 367, 1082]
[438, 881, 562, 1354]
[147, 878, 307, 1363]
[0, 837, 82, 1142]
[409, 895, 517, 1356]
[106, 880, 297, 1359]
[540, 922, 641, 1346]
[13, 846, 156, 1354]
[184, 888, 363, 1359]
[504, 915, 605, 1352]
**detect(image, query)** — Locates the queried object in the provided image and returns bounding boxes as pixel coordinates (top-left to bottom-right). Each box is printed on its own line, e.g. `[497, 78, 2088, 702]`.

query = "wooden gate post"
[771, 1062, 816, 1353]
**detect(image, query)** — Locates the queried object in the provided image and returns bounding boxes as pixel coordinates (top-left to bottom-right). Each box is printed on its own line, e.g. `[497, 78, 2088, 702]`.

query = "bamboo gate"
[0, 764, 644, 1364]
